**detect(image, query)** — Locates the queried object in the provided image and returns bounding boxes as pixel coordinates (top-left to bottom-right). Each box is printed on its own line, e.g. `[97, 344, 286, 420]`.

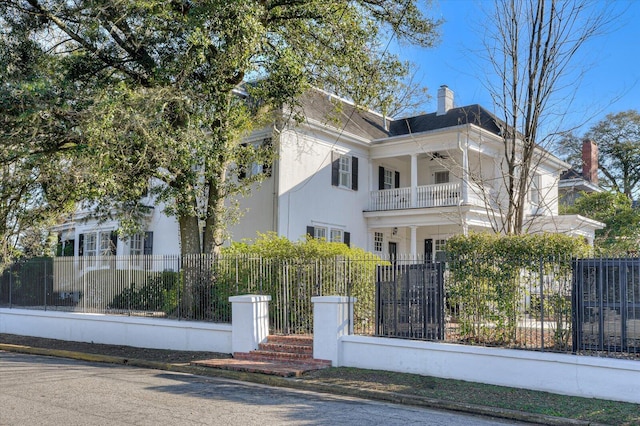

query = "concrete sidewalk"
[0, 340, 603, 426]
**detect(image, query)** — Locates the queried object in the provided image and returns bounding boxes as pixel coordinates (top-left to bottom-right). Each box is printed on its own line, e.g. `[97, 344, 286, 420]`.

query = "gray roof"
[390, 105, 502, 137]
[297, 90, 390, 140]
[297, 91, 503, 142]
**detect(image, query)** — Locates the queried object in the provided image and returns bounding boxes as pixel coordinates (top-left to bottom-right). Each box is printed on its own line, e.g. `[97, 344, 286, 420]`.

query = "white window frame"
[314, 227, 328, 240]
[84, 233, 97, 258]
[434, 238, 447, 261]
[130, 234, 144, 256]
[330, 229, 343, 243]
[374, 232, 384, 252]
[383, 169, 394, 189]
[530, 173, 541, 207]
[339, 155, 352, 189]
[434, 170, 450, 185]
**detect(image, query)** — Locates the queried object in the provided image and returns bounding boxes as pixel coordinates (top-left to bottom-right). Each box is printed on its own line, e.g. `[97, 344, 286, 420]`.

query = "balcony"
[369, 183, 461, 211]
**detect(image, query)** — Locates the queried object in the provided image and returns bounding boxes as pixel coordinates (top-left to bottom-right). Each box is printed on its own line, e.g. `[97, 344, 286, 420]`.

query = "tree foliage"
[480, 0, 612, 234]
[446, 232, 589, 346]
[0, 0, 440, 256]
[564, 191, 640, 255]
[224, 232, 382, 332]
[558, 110, 640, 200]
[0, 20, 97, 262]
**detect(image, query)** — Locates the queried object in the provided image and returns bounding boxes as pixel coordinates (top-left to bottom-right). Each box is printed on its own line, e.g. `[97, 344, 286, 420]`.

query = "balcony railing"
[369, 183, 461, 211]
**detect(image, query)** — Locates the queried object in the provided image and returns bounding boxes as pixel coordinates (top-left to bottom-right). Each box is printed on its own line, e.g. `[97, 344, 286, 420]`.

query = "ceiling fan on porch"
[428, 152, 449, 161]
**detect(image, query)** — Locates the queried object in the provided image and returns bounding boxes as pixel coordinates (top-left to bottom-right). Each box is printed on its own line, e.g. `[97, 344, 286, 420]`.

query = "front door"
[424, 239, 433, 262]
[388, 242, 397, 260]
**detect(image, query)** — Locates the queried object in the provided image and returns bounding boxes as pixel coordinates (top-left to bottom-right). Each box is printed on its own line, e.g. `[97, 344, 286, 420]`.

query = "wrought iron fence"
[2, 253, 639, 359]
[573, 258, 640, 354]
[0, 254, 370, 334]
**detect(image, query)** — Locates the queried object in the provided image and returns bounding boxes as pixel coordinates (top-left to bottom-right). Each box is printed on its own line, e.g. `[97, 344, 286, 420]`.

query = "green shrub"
[445, 233, 589, 347]
[221, 232, 382, 332]
[108, 271, 180, 315]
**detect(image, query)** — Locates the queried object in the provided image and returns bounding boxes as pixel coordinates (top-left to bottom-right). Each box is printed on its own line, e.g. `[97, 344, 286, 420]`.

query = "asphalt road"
[0, 351, 523, 426]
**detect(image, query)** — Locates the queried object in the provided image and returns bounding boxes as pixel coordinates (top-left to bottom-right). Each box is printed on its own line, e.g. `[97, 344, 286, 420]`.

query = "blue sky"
[396, 0, 640, 136]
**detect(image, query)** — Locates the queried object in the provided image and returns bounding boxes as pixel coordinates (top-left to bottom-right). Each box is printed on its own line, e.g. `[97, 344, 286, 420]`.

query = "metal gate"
[573, 258, 640, 353]
[376, 262, 444, 340]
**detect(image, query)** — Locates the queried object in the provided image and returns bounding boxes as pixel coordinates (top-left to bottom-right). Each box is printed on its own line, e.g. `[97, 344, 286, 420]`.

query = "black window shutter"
[144, 232, 154, 255]
[378, 166, 385, 190]
[331, 152, 339, 186]
[110, 231, 118, 255]
[351, 156, 358, 190]
[344, 232, 351, 247]
[306, 226, 315, 238]
[395, 171, 400, 189]
[78, 234, 84, 256]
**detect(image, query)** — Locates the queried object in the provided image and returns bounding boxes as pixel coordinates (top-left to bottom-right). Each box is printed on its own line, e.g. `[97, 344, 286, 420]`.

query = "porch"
[367, 182, 491, 211]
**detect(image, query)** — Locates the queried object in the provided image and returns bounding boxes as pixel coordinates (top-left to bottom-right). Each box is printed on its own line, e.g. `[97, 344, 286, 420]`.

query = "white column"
[411, 153, 418, 207]
[462, 135, 469, 204]
[410, 225, 417, 257]
[229, 294, 271, 353]
[312, 296, 355, 366]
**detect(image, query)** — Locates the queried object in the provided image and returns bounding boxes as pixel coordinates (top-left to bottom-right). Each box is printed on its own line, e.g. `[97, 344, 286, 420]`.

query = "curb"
[0, 344, 608, 426]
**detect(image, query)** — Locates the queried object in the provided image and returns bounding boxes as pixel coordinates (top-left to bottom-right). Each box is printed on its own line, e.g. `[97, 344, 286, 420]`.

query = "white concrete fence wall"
[2, 295, 640, 404]
[0, 295, 271, 354]
[311, 296, 640, 405]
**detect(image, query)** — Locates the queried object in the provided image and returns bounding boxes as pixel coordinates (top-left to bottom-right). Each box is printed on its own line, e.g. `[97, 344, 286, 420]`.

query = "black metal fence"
[376, 261, 444, 340]
[573, 258, 640, 354]
[2, 253, 640, 359]
[0, 255, 366, 334]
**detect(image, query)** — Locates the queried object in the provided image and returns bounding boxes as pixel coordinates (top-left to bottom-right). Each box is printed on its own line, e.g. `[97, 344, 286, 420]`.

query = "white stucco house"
[54, 86, 604, 259]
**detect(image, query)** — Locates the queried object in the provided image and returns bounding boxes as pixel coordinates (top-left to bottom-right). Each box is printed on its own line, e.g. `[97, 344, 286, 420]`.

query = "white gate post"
[229, 295, 271, 353]
[312, 296, 355, 366]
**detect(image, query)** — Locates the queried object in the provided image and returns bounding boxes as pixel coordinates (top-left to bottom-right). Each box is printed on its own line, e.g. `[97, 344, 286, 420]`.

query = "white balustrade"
[369, 183, 461, 211]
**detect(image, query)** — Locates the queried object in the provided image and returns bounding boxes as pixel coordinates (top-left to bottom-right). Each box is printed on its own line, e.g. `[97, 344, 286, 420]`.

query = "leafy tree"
[0, 0, 440, 258]
[479, 0, 613, 234]
[557, 111, 640, 200]
[0, 20, 97, 263]
[564, 191, 640, 255]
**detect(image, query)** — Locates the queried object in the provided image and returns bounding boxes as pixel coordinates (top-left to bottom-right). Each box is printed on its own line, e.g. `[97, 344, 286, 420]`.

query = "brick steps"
[191, 334, 330, 378]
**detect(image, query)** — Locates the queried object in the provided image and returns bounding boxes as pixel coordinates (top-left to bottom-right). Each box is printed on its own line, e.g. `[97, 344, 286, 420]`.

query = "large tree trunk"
[178, 214, 201, 318]
[203, 171, 227, 255]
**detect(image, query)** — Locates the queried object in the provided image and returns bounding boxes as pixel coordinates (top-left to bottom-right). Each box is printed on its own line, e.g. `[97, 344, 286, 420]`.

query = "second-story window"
[434, 171, 450, 184]
[339, 155, 351, 189]
[332, 152, 358, 190]
[384, 169, 394, 189]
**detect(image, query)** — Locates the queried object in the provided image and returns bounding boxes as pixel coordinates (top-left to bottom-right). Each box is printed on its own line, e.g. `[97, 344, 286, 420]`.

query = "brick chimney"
[582, 139, 598, 184]
[437, 85, 454, 116]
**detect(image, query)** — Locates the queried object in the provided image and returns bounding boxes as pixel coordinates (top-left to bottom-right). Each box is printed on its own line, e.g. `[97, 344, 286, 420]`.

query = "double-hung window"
[314, 227, 327, 240]
[331, 152, 358, 190]
[130, 234, 144, 256]
[374, 232, 384, 252]
[307, 225, 350, 247]
[339, 155, 351, 189]
[530, 173, 541, 208]
[434, 170, 450, 184]
[434, 239, 447, 261]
